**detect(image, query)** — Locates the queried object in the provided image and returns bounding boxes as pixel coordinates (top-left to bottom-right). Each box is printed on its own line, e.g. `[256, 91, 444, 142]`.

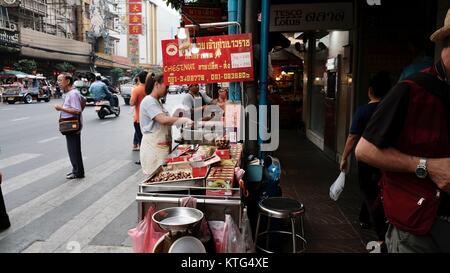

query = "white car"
[120, 81, 134, 105]
[168, 85, 182, 94]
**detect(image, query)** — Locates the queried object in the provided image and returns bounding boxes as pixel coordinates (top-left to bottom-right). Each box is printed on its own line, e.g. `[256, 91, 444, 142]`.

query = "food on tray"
[193, 145, 215, 159]
[149, 170, 192, 182]
[215, 137, 230, 149]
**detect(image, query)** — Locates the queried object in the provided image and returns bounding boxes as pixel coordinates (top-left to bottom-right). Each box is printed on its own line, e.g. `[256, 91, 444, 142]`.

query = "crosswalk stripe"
[0, 153, 41, 169]
[0, 159, 130, 242]
[37, 137, 61, 144]
[22, 169, 144, 253]
[11, 117, 30, 122]
[2, 158, 71, 195]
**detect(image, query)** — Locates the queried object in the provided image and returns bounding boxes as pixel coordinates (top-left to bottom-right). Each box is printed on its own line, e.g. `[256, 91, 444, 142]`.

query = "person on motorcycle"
[89, 75, 116, 107]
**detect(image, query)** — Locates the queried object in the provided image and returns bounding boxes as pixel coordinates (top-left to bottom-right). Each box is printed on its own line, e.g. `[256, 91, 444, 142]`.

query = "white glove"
[175, 117, 193, 127]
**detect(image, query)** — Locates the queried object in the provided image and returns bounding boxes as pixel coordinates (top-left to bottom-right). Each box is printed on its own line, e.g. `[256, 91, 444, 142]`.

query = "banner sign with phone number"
[162, 33, 254, 85]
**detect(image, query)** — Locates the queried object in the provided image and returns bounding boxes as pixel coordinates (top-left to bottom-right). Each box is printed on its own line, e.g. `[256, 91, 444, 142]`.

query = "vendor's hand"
[340, 158, 348, 172]
[428, 158, 450, 193]
[175, 117, 193, 127]
[54, 104, 62, 111]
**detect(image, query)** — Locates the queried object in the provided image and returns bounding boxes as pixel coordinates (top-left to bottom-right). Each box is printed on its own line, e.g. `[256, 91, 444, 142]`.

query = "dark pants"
[0, 186, 10, 228]
[104, 92, 116, 107]
[358, 161, 388, 241]
[133, 122, 142, 146]
[66, 133, 84, 177]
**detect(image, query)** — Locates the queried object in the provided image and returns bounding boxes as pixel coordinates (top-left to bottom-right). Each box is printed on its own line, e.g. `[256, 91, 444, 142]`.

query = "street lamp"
[191, 36, 199, 54]
[177, 20, 187, 39]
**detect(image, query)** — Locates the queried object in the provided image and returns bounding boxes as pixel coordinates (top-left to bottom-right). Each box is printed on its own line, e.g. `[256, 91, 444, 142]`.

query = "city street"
[0, 93, 184, 253]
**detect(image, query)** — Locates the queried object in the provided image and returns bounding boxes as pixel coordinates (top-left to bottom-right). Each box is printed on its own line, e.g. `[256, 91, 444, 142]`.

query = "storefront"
[266, 0, 445, 164]
[269, 1, 354, 161]
[0, 23, 21, 70]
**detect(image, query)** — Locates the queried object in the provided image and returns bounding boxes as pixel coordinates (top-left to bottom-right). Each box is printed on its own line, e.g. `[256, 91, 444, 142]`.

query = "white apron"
[140, 123, 172, 175]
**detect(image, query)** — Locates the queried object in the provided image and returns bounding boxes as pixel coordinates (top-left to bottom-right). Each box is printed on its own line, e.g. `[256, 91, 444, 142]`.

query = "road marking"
[0, 159, 130, 242]
[2, 158, 72, 195]
[101, 121, 113, 125]
[11, 117, 30, 122]
[37, 137, 61, 144]
[0, 153, 41, 169]
[0, 108, 15, 111]
[22, 169, 144, 253]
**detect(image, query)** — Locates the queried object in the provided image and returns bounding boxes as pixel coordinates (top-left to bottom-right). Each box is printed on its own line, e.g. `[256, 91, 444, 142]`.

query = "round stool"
[254, 197, 307, 253]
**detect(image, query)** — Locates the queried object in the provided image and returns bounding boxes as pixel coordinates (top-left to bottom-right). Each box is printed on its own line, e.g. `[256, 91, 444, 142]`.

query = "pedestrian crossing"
[0, 153, 40, 169]
[0, 153, 142, 253]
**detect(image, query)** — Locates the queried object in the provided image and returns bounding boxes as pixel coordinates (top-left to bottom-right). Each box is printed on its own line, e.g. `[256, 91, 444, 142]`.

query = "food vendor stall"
[132, 27, 255, 253]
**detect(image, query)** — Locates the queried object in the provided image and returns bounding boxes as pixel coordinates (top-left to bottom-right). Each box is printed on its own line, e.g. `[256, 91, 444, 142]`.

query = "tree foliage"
[54, 62, 76, 73]
[13, 59, 37, 74]
[131, 66, 144, 78]
[111, 68, 125, 86]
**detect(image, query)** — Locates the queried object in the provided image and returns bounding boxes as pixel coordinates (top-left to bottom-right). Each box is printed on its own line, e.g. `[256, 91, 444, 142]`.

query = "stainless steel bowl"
[152, 207, 204, 233]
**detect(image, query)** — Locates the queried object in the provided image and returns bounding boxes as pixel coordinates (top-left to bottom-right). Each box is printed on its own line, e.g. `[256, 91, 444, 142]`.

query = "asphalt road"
[0, 93, 184, 253]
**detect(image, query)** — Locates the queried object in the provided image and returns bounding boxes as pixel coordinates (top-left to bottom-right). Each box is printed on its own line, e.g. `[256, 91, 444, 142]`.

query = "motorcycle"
[95, 93, 120, 119]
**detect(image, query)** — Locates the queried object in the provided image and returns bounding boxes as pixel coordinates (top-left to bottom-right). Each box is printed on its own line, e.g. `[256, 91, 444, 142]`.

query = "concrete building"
[116, 0, 179, 67]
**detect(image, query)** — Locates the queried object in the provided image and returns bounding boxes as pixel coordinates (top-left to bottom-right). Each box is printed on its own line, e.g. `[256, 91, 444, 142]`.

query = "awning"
[20, 28, 91, 64]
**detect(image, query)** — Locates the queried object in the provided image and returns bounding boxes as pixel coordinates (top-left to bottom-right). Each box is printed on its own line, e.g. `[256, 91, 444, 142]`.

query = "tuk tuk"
[0, 71, 52, 104]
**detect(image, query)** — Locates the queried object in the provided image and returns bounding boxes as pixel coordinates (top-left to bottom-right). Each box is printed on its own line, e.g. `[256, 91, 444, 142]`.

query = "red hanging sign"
[162, 33, 254, 85]
[129, 14, 142, 24]
[129, 3, 142, 13]
[129, 24, 142, 35]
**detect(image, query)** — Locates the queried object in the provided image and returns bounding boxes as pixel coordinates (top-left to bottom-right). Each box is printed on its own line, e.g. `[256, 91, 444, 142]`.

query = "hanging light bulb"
[191, 36, 199, 54]
[177, 20, 187, 40]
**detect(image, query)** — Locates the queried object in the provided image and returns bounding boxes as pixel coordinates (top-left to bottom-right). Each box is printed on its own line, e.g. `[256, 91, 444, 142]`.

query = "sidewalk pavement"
[274, 129, 378, 253]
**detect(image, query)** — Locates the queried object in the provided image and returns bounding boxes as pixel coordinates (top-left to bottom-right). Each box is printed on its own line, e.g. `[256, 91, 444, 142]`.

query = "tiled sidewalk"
[274, 129, 377, 253]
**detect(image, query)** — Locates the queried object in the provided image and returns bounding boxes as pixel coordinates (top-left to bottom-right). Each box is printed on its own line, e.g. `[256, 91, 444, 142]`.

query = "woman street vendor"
[139, 74, 193, 175]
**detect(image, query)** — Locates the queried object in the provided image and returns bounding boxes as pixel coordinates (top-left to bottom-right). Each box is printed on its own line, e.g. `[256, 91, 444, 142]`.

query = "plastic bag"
[241, 207, 255, 253]
[180, 196, 211, 243]
[208, 220, 226, 253]
[329, 171, 346, 201]
[223, 214, 245, 253]
[127, 206, 166, 253]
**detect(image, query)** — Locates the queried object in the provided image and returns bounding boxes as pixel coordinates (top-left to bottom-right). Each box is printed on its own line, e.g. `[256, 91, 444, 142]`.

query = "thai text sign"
[181, 6, 222, 24]
[162, 33, 254, 85]
[270, 3, 353, 32]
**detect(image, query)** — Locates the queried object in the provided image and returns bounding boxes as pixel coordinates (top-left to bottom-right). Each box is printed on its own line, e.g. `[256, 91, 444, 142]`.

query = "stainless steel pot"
[152, 207, 204, 233]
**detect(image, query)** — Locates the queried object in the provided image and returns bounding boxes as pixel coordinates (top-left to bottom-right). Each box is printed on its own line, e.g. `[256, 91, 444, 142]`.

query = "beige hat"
[430, 8, 450, 42]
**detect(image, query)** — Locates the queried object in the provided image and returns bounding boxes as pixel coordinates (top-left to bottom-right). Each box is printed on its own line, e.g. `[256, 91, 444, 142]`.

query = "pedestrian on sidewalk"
[130, 70, 148, 151]
[340, 71, 391, 246]
[356, 9, 450, 253]
[0, 171, 11, 231]
[139, 74, 193, 175]
[55, 73, 86, 180]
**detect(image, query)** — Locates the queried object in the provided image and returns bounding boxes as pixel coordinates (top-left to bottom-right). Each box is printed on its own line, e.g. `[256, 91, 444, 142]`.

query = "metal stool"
[254, 197, 306, 253]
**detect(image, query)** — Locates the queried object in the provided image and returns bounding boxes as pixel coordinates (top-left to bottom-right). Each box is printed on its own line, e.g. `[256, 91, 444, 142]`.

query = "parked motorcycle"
[95, 93, 120, 119]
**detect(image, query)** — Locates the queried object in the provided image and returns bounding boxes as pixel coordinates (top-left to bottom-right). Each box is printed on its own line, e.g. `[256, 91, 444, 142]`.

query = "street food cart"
[136, 142, 244, 226]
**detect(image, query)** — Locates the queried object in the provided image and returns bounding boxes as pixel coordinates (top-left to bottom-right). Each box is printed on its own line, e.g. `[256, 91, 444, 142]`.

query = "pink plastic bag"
[128, 206, 166, 253]
[223, 214, 245, 253]
[208, 220, 226, 253]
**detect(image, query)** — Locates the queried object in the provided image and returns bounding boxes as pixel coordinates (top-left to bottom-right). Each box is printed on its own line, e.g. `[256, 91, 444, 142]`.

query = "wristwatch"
[415, 158, 428, 179]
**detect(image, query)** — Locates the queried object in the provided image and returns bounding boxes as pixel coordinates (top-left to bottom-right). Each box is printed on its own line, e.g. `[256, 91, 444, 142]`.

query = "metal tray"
[139, 164, 210, 193]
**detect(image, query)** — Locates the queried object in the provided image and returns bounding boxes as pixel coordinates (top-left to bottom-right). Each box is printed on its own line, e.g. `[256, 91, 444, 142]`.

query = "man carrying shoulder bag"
[55, 73, 85, 180]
